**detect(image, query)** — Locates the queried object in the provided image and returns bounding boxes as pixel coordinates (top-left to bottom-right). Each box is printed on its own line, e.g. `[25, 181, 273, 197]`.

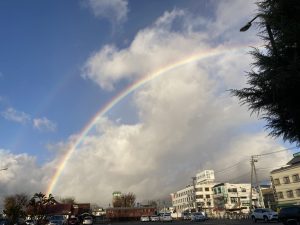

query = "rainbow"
[45, 45, 248, 195]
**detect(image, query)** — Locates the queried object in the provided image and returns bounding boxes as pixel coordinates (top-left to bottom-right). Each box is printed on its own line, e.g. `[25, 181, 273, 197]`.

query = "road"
[95, 219, 281, 225]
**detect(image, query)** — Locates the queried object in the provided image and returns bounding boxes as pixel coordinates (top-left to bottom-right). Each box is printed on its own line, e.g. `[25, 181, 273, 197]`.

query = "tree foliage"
[232, 0, 300, 144]
[27, 192, 56, 224]
[112, 193, 136, 208]
[3, 193, 29, 225]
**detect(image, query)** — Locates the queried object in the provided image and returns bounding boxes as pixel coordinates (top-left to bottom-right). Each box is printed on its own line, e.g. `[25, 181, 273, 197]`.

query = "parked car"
[140, 216, 150, 222]
[48, 215, 66, 225]
[190, 212, 206, 221]
[182, 212, 191, 220]
[251, 208, 278, 222]
[67, 217, 79, 225]
[82, 216, 93, 225]
[25, 219, 36, 225]
[159, 213, 172, 222]
[0, 219, 9, 225]
[278, 206, 300, 225]
[150, 215, 159, 222]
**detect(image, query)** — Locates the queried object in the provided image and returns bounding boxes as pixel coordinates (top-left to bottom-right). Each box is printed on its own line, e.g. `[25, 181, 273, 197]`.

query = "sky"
[0, 0, 298, 207]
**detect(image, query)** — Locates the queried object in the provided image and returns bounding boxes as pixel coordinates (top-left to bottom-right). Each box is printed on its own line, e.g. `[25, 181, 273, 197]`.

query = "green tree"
[3, 193, 28, 225]
[232, 0, 300, 144]
[27, 192, 56, 224]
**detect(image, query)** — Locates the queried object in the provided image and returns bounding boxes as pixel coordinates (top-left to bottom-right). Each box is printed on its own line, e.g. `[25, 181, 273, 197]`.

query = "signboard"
[196, 170, 215, 182]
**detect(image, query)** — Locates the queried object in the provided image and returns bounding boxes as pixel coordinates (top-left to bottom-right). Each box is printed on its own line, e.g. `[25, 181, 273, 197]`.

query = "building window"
[292, 174, 300, 182]
[230, 197, 238, 203]
[206, 195, 210, 199]
[197, 187, 203, 192]
[277, 192, 284, 199]
[283, 176, 290, 184]
[273, 178, 280, 185]
[296, 189, 300, 197]
[205, 187, 209, 191]
[241, 188, 246, 192]
[228, 188, 237, 192]
[196, 195, 203, 199]
[286, 190, 294, 198]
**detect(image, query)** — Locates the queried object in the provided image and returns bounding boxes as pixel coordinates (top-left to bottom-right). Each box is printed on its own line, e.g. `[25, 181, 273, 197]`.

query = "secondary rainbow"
[46, 45, 247, 195]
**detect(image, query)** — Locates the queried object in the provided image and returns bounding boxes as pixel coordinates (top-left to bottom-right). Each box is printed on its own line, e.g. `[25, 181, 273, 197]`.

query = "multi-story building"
[194, 170, 215, 215]
[270, 152, 300, 207]
[170, 184, 195, 213]
[212, 183, 259, 215]
[170, 170, 215, 215]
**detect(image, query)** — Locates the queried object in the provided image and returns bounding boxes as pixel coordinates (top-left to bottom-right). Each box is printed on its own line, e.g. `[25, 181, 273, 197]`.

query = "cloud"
[51, 1, 293, 205]
[86, 0, 128, 25]
[1, 107, 31, 124]
[1, 1, 293, 207]
[0, 149, 50, 211]
[33, 117, 57, 132]
[1, 107, 56, 132]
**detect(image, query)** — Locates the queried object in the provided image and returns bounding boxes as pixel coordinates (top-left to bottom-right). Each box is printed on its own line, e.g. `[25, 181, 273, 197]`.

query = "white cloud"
[33, 117, 57, 132]
[55, 2, 293, 205]
[0, 149, 50, 210]
[1, 107, 31, 124]
[1, 1, 293, 207]
[86, 0, 128, 25]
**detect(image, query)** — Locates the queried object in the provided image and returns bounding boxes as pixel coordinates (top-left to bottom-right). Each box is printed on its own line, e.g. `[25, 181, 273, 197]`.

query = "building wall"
[195, 170, 215, 213]
[213, 183, 259, 214]
[171, 185, 195, 213]
[271, 165, 300, 207]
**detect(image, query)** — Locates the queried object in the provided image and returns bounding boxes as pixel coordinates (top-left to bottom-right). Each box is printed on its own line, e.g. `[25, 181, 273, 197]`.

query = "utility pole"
[250, 156, 265, 212]
[253, 159, 265, 208]
[249, 156, 254, 212]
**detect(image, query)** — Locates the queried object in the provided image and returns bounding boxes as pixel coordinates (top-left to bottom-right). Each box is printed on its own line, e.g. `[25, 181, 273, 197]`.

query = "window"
[196, 195, 203, 199]
[241, 188, 246, 192]
[292, 174, 300, 182]
[296, 189, 300, 197]
[230, 197, 238, 203]
[206, 195, 210, 198]
[277, 192, 284, 199]
[283, 176, 290, 184]
[286, 190, 294, 198]
[273, 178, 280, 185]
[205, 187, 209, 191]
[197, 187, 203, 192]
[228, 188, 237, 192]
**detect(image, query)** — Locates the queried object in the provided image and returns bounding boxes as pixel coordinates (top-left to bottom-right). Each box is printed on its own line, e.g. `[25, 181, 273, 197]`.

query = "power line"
[214, 159, 247, 174]
[253, 146, 297, 157]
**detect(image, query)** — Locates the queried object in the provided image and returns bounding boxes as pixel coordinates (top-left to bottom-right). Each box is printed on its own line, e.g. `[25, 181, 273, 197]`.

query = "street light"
[240, 14, 278, 55]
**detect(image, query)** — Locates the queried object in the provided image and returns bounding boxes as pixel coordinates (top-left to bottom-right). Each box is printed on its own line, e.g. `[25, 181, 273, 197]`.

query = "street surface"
[95, 219, 281, 225]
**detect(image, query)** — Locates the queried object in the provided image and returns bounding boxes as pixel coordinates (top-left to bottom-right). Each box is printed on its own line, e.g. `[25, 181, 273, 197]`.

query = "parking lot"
[94, 219, 281, 225]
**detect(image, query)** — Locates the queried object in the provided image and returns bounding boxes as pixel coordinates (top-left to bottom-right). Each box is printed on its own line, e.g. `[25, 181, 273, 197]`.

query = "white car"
[82, 216, 93, 225]
[140, 216, 150, 222]
[190, 212, 206, 221]
[251, 208, 278, 222]
[150, 215, 159, 222]
[159, 213, 172, 222]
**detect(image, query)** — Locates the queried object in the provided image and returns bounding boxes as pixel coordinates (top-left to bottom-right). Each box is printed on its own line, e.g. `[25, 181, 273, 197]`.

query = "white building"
[270, 152, 300, 207]
[212, 183, 259, 215]
[194, 170, 215, 215]
[170, 170, 215, 215]
[170, 185, 195, 213]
